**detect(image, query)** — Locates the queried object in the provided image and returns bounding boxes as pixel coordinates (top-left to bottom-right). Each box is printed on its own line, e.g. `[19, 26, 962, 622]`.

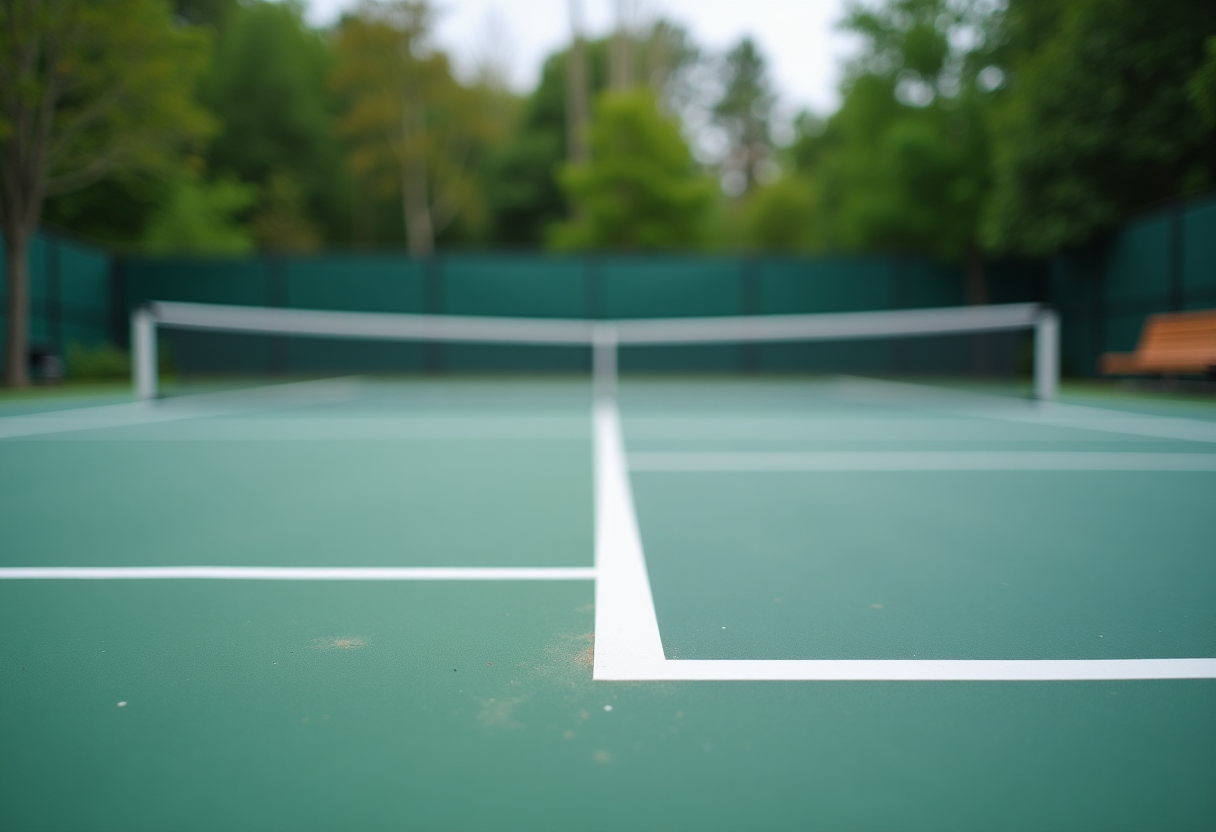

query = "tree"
[483, 44, 605, 246]
[789, 0, 1000, 300]
[483, 22, 698, 247]
[743, 174, 822, 251]
[0, 0, 212, 386]
[984, 0, 1216, 255]
[141, 171, 255, 253]
[712, 38, 776, 196]
[201, 0, 348, 244]
[332, 0, 490, 256]
[1192, 36, 1216, 127]
[548, 90, 713, 250]
[249, 170, 321, 252]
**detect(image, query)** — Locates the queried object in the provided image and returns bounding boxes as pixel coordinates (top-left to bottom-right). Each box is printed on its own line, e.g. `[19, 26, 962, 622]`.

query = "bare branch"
[43, 143, 127, 196]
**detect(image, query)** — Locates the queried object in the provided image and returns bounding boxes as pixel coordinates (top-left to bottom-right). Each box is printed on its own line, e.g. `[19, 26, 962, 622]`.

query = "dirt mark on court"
[312, 636, 368, 650]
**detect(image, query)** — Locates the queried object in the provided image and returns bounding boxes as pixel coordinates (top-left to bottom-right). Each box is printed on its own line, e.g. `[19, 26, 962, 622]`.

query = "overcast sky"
[304, 0, 858, 116]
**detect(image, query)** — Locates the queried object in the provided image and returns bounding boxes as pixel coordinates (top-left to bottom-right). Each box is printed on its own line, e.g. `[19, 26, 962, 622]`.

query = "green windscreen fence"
[3, 192, 1212, 379]
[0, 231, 114, 371]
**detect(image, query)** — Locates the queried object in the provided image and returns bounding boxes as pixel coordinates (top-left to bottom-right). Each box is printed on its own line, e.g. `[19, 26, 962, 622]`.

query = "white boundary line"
[591, 398, 668, 677]
[628, 451, 1216, 472]
[590, 397, 1216, 681]
[0, 566, 596, 580]
[827, 377, 1216, 444]
[0, 377, 362, 440]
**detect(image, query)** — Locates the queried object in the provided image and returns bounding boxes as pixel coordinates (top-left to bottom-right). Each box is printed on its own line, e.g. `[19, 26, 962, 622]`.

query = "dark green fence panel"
[1182, 197, 1216, 309]
[603, 257, 744, 371]
[0, 232, 111, 373]
[442, 255, 589, 372]
[124, 256, 272, 306]
[283, 255, 425, 373]
[759, 257, 894, 314]
[55, 237, 113, 350]
[286, 255, 424, 312]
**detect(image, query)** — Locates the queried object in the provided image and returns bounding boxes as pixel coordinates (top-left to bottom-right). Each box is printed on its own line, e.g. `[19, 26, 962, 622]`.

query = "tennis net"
[132, 300, 1059, 400]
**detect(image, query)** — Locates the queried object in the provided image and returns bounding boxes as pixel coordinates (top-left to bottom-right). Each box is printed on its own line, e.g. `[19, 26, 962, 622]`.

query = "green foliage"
[984, 0, 1216, 255]
[786, 0, 996, 261]
[250, 171, 321, 252]
[1193, 37, 1216, 127]
[0, 0, 215, 201]
[201, 0, 347, 243]
[742, 176, 821, 251]
[481, 42, 609, 246]
[65, 343, 130, 379]
[141, 172, 255, 254]
[548, 92, 714, 251]
[332, 1, 501, 254]
[250, 170, 321, 251]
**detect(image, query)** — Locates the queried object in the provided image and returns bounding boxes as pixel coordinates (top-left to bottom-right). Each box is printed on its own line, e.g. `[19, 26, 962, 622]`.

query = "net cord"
[132, 300, 1060, 400]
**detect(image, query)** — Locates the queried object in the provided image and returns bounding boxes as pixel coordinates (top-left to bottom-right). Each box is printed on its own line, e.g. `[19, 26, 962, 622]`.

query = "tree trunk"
[566, 0, 590, 164]
[402, 154, 434, 257]
[2, 225, 31, 387]
[611, 0, 631, 90]
[399, 74, 435, 257]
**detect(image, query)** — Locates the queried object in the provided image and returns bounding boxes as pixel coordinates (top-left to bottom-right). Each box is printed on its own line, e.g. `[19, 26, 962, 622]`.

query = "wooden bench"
[1100, 308, 1216, 376]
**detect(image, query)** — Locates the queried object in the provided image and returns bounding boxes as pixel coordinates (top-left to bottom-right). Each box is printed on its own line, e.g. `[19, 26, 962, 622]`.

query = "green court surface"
[2, 376, 1214, 831]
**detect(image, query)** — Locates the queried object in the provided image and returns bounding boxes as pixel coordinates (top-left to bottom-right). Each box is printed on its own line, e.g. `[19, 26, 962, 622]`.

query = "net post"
[593, 324, 618, 400]
[1033, 307, 1059, 401]
[132, 306, 158, 401]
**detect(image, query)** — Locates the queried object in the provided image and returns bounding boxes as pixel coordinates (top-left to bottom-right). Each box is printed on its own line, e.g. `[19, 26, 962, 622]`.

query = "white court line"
[0, 566, 596, 580]
[16, 416, 590, 441]
[592, 398, 668, 679]
[622, 416, 1137, 443]
[590, 397, 1216, 681]
[828, 376, 1216, 444]
[0, 377, 362, 440]
[628, 451, 1216, 472]
[596, 658, 1216, 682]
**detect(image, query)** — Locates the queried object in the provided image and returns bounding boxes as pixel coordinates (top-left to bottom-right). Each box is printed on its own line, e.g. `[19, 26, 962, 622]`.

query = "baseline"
[0, 566, 596, 581]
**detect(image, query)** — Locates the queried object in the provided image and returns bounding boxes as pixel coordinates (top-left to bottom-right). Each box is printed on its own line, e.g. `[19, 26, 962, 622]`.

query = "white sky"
[305, 0, 858, 116]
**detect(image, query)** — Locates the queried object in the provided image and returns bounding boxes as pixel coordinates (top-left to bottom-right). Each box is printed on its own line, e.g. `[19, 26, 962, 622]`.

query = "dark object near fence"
[28, 347, 64, 381]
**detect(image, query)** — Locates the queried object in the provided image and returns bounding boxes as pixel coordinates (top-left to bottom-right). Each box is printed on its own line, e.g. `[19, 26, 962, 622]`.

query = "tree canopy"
[15, 0, 1216, 266]
[982, 0, 1216, 254]
[549, 91, 714, 251]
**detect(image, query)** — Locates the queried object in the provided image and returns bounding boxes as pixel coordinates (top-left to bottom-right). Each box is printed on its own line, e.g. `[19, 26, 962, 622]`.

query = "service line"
[0, 566, 596, 581]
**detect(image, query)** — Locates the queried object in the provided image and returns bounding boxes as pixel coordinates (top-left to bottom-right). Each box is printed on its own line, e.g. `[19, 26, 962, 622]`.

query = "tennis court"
[2, 368, 1215, 830]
